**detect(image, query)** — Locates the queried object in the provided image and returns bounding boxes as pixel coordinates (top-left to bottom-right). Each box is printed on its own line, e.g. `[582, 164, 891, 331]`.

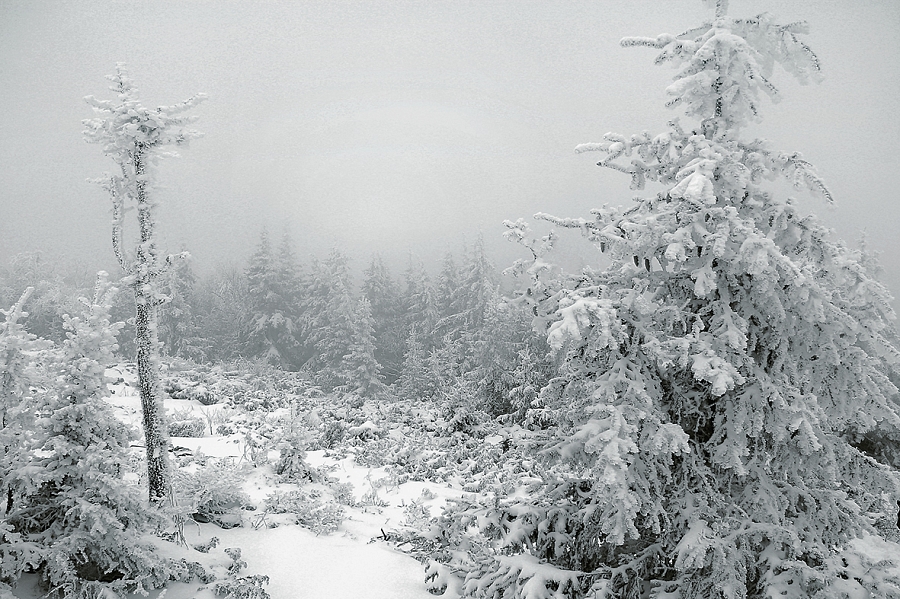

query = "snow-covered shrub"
[199, 406, 229, 436]
[263, 490, 344, 535]
[327, 481, 357, 507]
[273, 429, 320, 482]
[230, 388, 291, 412]
[168, 415, 206, 438]
[214, 574, 271, 599]
[176, 459, 250, 523]
[224, 547, 247, 576]
[164, 376, 217, 405]
[239, 429, 271, 468]
[192, 536, 219, 554]
[347, 419, 384, 441]
[167, 558, 216, 585]
[352, 438, 396, 468]
[217, 422, 237, 436]
[403, 499, 432, 530]
[318, 418, 347, 449]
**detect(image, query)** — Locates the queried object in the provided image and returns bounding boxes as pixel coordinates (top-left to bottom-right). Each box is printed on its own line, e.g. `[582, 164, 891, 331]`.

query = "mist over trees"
[0, 1, 899, 598]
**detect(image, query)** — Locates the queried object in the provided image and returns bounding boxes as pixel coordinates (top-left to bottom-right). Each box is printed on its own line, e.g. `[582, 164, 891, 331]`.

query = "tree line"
[0, 234, 553, 418]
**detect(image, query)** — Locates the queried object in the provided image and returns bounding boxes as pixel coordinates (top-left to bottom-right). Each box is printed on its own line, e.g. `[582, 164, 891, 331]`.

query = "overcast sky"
[1, 0, 898, 301]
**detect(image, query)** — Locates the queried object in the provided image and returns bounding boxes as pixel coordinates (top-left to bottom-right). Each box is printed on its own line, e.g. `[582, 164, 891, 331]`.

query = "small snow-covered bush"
[352, 437, 395, 468]
[403, 499, 432, 530]
[175, 460, 250, 521]
[273, 432, 318, 483]
[164, 377, 217, 405]
[327, 481, 357, 507]
[264, 490, 344, 535]
[318, 419, 347, 449]
[168, 417, 205, 438]
[214, 574, 271, 599]
[168, 558, 216, 585]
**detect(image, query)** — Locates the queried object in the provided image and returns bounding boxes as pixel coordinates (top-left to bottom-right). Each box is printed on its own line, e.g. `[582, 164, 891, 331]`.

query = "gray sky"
[1, 0, 898, 302]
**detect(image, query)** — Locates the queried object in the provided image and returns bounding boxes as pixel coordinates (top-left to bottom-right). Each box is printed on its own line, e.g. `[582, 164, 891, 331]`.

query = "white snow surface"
[8, 364, 899, 598]
[102, 365, 454, 599]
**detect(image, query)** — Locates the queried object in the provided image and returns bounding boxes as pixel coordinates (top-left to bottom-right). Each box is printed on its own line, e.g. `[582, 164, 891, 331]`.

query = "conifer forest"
[1, 1, 899, 598]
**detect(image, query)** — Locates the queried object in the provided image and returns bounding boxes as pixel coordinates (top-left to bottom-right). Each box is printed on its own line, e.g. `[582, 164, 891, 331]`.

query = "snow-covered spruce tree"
[302, 249, 377, 391]
[435, 251, 465, 341]
[363, 254, 404, 384]
[3, 274, 176, 598]
[339, 297, 387, 397]
[0, 288, 50, 528]
[471, 287, 553, 419]
[275, 230, 305, 366]
[84, 65, 205, 505]
[157, 247, 204, 361]
[243, 229, 302, 369]
[401, 255, 439, 355]
[396, 324, 434, 401]
[194, 264, 250, 362]
[458, 236, 499, 335]
[0, 253, 88, 345]
[435, 4, 900, 598]
[0, 288, 39, 430]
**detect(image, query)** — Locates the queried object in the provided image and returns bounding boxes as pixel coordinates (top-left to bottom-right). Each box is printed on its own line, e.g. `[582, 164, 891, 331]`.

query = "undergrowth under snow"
[7, 360, 898, 599]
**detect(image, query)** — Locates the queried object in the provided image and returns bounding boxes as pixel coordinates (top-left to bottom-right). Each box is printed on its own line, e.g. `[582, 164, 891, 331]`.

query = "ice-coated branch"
[622, 10, 822, 130]
[0, 287, 34, 330]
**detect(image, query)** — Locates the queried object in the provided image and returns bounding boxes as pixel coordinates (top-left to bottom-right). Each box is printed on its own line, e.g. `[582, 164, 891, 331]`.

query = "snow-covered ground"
[102, 364, 461, 599]
[8, 363, 898, 599]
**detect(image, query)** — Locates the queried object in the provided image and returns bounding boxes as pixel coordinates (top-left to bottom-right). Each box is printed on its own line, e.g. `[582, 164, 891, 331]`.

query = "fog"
[1, 0, 898, 300]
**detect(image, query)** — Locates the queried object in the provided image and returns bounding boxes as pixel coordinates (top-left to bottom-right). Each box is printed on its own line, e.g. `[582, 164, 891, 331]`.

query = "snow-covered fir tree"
[157, 248, 204, 361]
[0, 288, 50, 529]
[458, 236, 498, 335]
[401, 255, 439, 355]
[434, 251, 465, 341]
[243, 229, 302, 369]
[470, 287, 553, 418]
[436, 3, 900, 598]
[302, 249, 382, 391]
[0, 254, 86, 345]
[362, 254, 404, 384]
[193, 264, 250, 362]
[1, 274, 174, 598]
[339, 297, 386, 397]
[396, 324, 434, 401]
[0, 288, 41, 429]
[83, 65, 205, 505]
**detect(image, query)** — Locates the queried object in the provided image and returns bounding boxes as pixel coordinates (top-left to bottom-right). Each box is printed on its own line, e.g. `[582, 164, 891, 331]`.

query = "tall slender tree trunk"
[134, 295, 170, 504]
[84, 66, 204, 506]
[132, 144, 171, 505]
